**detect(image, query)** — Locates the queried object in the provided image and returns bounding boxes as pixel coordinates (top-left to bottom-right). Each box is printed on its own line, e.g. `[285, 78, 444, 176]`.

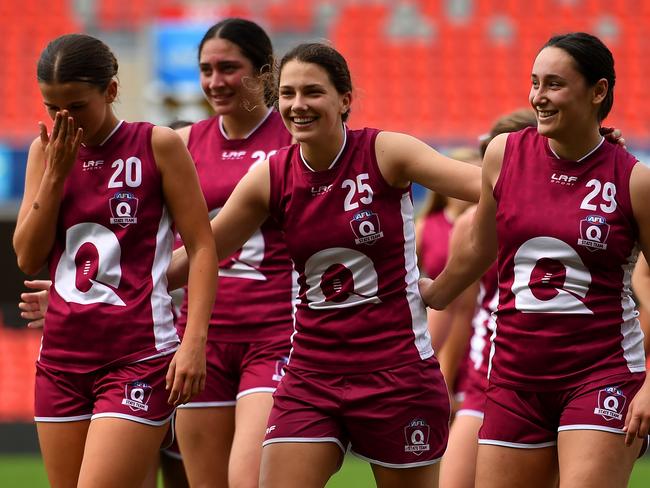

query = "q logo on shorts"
[594, 386, 626, 421]
[122, 380, 152, 412]
[404, 418, 431, 455]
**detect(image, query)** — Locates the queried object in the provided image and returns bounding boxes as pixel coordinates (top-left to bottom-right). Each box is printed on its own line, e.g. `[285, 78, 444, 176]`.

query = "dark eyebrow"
[532, 73, 565, 81]
[199, 60, 242, 69]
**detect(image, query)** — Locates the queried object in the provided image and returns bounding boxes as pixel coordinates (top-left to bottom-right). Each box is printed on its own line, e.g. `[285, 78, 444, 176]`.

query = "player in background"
[167, 41, 482, 488]
[437, 109, 537, 488]
[169, 18, 295, 488]
[420, 32, 650, 487]
[416, 147, 481, 415]
[12, 34, 216, 488]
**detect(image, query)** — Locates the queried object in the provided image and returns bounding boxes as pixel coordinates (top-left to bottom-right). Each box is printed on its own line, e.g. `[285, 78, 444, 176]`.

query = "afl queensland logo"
[350, 210, 384, 245]
[404, 418, 431, 455]
[578, 214, 609, 251]
[110, 191, 138, 227]
[594, 386, 626, 421]
[122, 380, 152, 412]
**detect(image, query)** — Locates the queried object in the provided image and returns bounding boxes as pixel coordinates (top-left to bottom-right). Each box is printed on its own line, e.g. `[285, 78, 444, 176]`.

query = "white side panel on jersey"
[286, 268, 300, 365]
[150, 206, 178, 350]
[620, 248, 646, 372]
[218, 228, 266, 280]
[470, 288, 498, 371]
[54, 222, 126, 306]
[400, 192, 433, 359]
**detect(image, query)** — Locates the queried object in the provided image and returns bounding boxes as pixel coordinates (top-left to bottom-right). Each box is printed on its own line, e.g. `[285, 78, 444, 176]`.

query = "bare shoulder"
[375, 130, 419, 151]
[175, 124, 192, 146]
[152, 125, 184, 149]
[631, 161, 650, 187]
[482, 132, 509, 186]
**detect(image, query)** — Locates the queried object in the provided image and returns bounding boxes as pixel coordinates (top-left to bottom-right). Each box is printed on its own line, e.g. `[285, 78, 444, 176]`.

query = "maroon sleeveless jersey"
[179, 110, 295, 341]
[268, 127, 433, 373]
[418, 210, 452, 279]
[492, 127, 645, 389]
[42, 121, 179, 373]
[467, 263, 498, 391]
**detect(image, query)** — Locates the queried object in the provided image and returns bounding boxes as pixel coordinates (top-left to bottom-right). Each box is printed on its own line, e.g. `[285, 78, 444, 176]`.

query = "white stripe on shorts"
[351, 450, 442, 469]
[34, 414, 93, 423]
[558, 424, 624, 435]
[455, 409, 485, 419]
[177, 400, 237, 408]
[262, 437, 346, 454]
[478, 439, 557, 449]
[236, 387, 276, 400]
[91, 411, 174, 427]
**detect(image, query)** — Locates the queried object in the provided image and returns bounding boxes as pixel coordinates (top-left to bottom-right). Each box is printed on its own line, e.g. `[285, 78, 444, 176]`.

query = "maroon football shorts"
[178, 334, 290, 409]
[456, 372, 487, 419]
[263, 357, 450, 468]
[35, 353, 175, 425]
[479, 372, 646, 448]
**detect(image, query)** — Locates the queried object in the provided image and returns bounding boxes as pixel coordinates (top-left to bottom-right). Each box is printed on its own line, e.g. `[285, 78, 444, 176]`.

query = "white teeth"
[538, 111, 555, 117]
[293, 117, 315, 123]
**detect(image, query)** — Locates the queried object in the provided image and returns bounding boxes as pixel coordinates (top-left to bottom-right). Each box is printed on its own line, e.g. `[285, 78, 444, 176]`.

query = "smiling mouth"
[291, 116, 317, 125]
[537, 110, 557, 119]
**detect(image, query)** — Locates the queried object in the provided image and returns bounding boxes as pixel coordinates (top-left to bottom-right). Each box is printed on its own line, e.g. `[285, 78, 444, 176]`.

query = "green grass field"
[0, 454, 649, 487]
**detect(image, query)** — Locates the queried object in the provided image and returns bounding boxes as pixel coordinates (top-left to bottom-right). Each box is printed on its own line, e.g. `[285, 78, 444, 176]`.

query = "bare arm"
[152, 126, 218, 406]
[167, 160, 272, 291]
[374, 131, 481, 202]
[624, 162, 650, 445]
[633, 253, 650, 311]
[419, 134, 506, 310]
[632, 253, 650, 356]
[435, 207, 480, 392]
[13, 112, 83, 274]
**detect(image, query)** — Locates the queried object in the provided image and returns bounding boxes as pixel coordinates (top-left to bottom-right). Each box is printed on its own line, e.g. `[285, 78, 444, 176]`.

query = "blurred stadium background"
[1, 0, 649, 485]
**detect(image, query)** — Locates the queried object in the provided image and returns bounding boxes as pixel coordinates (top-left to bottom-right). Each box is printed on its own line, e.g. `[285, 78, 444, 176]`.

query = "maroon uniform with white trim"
[469, 263, 498, 388]
[42, 121, 179, 373]
[457, 263, 498, 416]
[268, 127, 433, 373]
[491, 127, 645, 390]
[178, 110, 295, 342]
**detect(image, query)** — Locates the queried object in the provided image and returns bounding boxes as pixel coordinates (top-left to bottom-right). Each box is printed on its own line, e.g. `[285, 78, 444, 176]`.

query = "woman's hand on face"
[39, 110, 83, 180]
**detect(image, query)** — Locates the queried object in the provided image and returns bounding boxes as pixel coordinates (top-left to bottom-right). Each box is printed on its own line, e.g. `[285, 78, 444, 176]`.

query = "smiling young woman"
[420, 32, 650, 488]
[165, 41, 482, 488]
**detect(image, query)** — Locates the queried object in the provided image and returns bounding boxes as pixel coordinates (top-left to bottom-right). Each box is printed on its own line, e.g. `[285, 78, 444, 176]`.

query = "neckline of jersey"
[300, 124, 348, 172]
[81, 120, 124, 148]
[547, 136, 604, 163]
[218, 107, 273, 141]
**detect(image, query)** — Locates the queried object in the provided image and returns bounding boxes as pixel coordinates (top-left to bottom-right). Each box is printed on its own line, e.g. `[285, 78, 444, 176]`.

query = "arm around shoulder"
[419, 135, 505, 309]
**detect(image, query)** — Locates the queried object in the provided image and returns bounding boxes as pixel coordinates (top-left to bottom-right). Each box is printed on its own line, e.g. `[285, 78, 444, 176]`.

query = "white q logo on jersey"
[54, 222, 126, 306]
[304, 247, 381, 309]
[115, 202, 132, 217]
[512, 237, 592, 314]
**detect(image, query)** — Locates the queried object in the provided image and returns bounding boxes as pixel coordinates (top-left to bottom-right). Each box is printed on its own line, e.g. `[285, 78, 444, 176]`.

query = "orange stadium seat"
[3, 0, 650, 144]
[0, 0, 79, 141]
[0, 325, 41, 421]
